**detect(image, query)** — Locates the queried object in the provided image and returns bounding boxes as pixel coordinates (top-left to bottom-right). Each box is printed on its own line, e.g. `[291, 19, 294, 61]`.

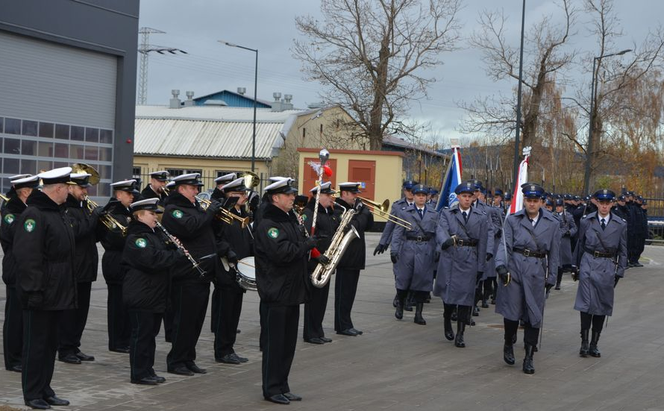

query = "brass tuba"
[310, 205, 359, 288]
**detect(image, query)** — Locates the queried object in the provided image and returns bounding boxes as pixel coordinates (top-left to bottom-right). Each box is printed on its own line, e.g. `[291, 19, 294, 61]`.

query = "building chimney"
[184, 91, 195, 107]
[169, 89, 181, 109]
[271, 92, 283, 112]
[237, 87, 246, 95]
[282, 94, 294, 110]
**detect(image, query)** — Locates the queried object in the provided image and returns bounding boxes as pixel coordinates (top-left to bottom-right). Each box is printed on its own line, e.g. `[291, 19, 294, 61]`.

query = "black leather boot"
[579, 329, 589, 357]
[444, 317, 454, 341]
[395, 293, 405, 320]
[454, 321, 466, 348]
[589, 331, 601, 357]
[523, 345, 535, 374]
[503, 344, 515, 365]
[555, 269, 563, 290]
[405, 292, 414, 312]
[414, 303, 426, 325]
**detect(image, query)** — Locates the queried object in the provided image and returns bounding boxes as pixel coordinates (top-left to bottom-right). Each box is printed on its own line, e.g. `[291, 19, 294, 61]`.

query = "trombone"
[198, 198, 250, 229]
[358, 196, 412, 230]
[0, 193, 8, 202]
[85, 196, 127, 236]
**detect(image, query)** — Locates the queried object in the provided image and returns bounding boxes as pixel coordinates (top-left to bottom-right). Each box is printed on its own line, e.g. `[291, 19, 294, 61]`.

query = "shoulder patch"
[135, 238, 147, 248]
[24, 218, 36, 233]
[3, 213, 15, 225]
[267, 227, 279, 239]
[171, 209, 183, 219]
[301, 214, 308, 221]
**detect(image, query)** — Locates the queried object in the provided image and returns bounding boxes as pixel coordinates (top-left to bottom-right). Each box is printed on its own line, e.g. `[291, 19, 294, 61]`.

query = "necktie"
[530, 218, 536, 227]
[418, 209, 423, 219]
[462, 211, 468, 223]
[601, 218, 606, 230]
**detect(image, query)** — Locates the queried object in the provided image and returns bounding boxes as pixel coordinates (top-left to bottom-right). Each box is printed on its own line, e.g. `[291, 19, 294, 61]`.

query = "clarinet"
[156, 221, 207, 277]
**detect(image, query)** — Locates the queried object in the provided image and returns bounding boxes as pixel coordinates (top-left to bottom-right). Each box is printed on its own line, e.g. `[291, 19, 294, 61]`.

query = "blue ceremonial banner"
[436, 146, 462, 211]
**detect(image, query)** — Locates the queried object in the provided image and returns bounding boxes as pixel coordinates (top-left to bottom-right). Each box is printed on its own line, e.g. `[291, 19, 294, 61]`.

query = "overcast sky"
[138, 0, 661, 145]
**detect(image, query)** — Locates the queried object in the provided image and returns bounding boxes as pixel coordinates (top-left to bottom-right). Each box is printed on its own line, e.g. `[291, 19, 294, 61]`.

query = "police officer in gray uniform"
[573, 189, 627, 358]
[495, 183, 560, 374]
[555, 197, 577, 290]
[374, 180, 417, 255]
[390, 184, 439, 325]
[435, 181, 488, 348]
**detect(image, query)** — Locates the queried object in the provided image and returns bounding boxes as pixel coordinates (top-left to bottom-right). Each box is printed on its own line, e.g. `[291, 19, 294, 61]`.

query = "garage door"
[0, 30, 117, 198]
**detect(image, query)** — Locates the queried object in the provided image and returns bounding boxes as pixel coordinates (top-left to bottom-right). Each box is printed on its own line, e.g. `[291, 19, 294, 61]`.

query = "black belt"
[406, 234, 432, 242]
[455, 238, 478, 247]
[513, 248, 546, 258]
[584, 247, 616, 259]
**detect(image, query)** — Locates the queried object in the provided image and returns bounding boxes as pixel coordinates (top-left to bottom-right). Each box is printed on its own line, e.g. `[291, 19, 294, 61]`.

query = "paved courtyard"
[1, 233, 663, 410]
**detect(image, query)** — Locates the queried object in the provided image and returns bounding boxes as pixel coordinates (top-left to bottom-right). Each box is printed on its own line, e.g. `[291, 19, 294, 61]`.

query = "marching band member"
[302, 182, 337, 344]
[141, 171, 169, 205]
[390, 184, 438, 325]
[58, 172, 100, 364]
[161, 173, 219, 376]
[99, 179, 138, 353]
[15, 167, 77, 409]
[122, 198, 186, 385]
[255, 177, 318, 404]
[214, 177, 253, 364]
[574, 189, 627, 358]
[495, 183, 560, 374]
[209, 172, 236, 335]
[334, 182, 373, 337]
[1, 175, 38, 373]
[374, 180, 416, 255]
[435, 181, 488, 348]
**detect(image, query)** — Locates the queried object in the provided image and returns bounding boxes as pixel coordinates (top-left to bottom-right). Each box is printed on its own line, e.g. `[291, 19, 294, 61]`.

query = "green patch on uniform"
[3, 214, 15, 225]
[24, 219, 36, 233]
[171, 209, 184, 219]
[267, 227, 279, 239]
[135, 238, 147, 248]
[301, 214, 308, 221]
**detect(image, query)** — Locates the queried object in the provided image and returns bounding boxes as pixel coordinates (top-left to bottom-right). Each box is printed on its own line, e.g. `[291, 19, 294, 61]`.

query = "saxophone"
[310, 206, 359, 288]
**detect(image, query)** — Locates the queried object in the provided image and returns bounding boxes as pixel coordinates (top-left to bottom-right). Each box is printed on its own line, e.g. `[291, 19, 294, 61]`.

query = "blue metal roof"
[193, 90, 271, 108]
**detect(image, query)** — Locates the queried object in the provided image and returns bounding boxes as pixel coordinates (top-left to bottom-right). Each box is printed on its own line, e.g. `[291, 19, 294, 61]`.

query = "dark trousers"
[213, 286, 244, 358]
[303, 280, 330, 340]
[580, 312, 605, 333]
[22, 310, 60, 401]
[167, 281, 209, 369]
[107, 283, 130, 350]
[262, 304, 299, 398]
[259, 301, 268, 351]
[163, 305, 174, 342]
[334, 268, 360, 331]
[3, 286, 22, 370]
[444, 303, 470, 324]
[129, 311, 162, 381]
[504, 318, 540, 346]
[59, 282, 92, 357]
[210, 284, 220, 333]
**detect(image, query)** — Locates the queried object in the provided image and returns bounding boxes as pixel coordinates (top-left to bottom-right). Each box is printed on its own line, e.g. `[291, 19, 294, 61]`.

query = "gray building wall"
[0, 0, 139, 184]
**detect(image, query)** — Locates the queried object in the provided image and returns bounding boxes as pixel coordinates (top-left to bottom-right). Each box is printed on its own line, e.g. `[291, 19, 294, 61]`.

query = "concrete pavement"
[1, 233, 663, 410]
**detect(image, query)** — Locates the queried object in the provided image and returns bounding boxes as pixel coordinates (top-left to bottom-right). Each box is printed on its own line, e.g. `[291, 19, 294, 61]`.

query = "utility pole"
[137, 27, 187, 105]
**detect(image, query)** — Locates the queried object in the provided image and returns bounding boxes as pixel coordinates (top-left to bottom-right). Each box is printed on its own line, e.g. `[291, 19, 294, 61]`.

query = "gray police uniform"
[574, 212, 627, 316]
[391, 205, 438, 293]
[495, 209, 560, 330]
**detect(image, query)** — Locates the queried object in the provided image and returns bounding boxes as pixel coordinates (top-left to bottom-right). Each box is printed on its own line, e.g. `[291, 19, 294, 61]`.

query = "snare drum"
[235, 256, 257, 291]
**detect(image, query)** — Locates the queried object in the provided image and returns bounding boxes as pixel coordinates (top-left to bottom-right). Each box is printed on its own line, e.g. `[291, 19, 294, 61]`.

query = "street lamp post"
[219, 41, 258, 172]
[582, 48, 632, 195]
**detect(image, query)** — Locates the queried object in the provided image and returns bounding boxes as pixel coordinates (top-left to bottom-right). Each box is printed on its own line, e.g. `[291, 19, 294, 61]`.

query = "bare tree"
[293, 0, 461, 150]
[460, 0, 576, 150]
[564, 0, 664, 191]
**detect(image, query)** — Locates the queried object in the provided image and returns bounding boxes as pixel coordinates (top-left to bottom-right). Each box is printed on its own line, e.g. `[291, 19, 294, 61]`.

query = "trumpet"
[357, 196, 412, 230]
[198, 198, 250, 229]
[85, 196, 127, 236]
[0, 193, 8, 202]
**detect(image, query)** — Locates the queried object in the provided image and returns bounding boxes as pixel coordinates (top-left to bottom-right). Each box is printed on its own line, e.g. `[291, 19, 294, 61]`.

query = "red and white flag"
[509, 147, 531, 214]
